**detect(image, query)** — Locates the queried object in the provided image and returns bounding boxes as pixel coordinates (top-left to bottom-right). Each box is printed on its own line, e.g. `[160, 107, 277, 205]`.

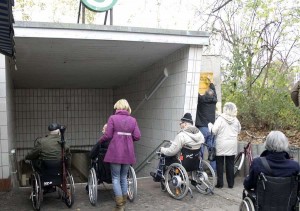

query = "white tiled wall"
[15, 89, 113, 161]
[0, 55, 14, 180]
[113, 45, 204, 176]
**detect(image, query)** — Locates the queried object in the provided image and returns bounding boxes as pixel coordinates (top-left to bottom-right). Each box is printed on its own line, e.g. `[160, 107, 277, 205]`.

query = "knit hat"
[181, 113, 193, 125]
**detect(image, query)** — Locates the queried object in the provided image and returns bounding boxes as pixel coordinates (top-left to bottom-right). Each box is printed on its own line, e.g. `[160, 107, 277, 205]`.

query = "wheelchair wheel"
[127, 166, 137, 202]
[234, 152, 245, 177]
[165, 163, 189, 200]
[64, 171, 75, 208]
[31, 173, 42, 211]
[239, 197, 255, 211]
[192, 160, 216, 194]
[88, 168, 98, 206]
[160, 179, 166, 192]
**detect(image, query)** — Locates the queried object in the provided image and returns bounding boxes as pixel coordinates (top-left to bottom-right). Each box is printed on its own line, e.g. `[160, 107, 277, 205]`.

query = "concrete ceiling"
[12, 22, 209, 89]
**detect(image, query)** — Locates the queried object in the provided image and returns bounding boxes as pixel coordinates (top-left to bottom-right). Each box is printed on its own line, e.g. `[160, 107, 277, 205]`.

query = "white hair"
[223, 102, 238, 117]
[264, 131, 289, 152]
[49, 129, 60, 135]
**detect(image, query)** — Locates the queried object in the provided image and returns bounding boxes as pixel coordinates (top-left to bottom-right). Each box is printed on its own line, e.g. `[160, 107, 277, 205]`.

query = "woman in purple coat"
[100, 99, 141, 211]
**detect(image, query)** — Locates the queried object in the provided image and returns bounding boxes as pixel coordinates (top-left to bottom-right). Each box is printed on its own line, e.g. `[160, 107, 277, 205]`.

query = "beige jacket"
[211, 114, 241, 156]
[160, 126, 204, 157]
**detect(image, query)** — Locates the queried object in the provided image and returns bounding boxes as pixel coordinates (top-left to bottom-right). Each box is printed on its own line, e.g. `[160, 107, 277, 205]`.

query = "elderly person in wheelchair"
[150, 113, 217, 199]
[150, 113, 204, 181]
[240, 131, 300, 211]
[25, 123, 74, 210]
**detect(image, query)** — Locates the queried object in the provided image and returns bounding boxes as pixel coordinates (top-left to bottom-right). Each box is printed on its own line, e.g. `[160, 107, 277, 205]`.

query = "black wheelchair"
[87, 151, 137, 206]
[29, 159, 75, 210]
[154, 144, 216, 200]
[28, 125, 75, 210]
[240, 173, 300, 211]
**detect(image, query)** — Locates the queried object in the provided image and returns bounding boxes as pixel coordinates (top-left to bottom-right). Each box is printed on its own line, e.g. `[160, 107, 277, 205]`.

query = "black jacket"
[243, 150, 300, 190]
[195, 83, 218, 127]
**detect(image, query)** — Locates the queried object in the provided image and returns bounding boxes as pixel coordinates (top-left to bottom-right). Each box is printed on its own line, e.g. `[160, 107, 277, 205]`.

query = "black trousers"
[216, 155, 235, 187]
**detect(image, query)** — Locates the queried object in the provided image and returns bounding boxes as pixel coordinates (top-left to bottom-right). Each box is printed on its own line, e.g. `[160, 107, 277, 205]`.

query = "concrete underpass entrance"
[0, 21, 221, 189]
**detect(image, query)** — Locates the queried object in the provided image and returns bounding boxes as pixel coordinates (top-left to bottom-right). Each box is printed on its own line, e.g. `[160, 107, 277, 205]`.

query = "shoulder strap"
[260, 157, 273, 176]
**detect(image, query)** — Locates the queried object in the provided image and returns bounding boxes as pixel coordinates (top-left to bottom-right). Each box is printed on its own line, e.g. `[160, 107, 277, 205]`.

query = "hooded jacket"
[160, 126, 204, 157]
[211, 113, 241, 156]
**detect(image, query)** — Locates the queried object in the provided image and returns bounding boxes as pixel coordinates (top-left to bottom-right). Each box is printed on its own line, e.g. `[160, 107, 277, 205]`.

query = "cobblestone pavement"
[0, 176, 244, 211]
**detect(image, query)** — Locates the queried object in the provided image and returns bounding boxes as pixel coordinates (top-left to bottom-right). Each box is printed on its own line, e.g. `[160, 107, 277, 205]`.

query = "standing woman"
[100, 99, 141, 211]
[209, 102, 241, 189]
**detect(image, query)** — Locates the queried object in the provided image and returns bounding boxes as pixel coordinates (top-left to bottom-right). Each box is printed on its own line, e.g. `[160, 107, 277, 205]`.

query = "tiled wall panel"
[114, 46, 204, 176]
[15, 89, 113, 161]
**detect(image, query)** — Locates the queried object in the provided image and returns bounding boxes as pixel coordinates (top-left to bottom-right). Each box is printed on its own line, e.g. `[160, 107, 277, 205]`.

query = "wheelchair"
[29, 159, 75, 210]
[240, 173, 300, 211]
[155, 144, 216, 200]
[87, 151, 137, 206]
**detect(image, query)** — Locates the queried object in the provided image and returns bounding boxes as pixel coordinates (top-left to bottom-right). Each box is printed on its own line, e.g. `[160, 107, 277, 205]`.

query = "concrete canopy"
[12, 22, 209, 88]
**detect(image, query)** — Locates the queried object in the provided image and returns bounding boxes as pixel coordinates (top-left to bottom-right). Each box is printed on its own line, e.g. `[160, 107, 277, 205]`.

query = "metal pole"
[104, 11, 108, 25]
[82, 4, 86, 24]
[110, 8, 113, 25]
[77, 1, 82, 23]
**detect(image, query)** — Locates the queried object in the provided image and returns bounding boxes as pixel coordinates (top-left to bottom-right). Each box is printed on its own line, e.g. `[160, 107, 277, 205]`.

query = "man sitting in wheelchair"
[241, 131, 300, 211]
[25, 123, 72, 192]
[150, 113, 204, 181]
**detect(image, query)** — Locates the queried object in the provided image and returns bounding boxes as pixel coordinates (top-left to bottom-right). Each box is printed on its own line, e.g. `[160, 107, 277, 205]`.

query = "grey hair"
[223, 102, 237, 117]
[264, 131, 289, 152]
[50, 129, 60, 135]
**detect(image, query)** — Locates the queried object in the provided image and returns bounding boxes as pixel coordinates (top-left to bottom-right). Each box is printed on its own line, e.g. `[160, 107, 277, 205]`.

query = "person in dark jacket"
[100, 99, 141, 211]
[25, 123, 72, 172]
[195, 79, 218, 171]
[90, 124, 109, 158]
[244, 131, 299, 191]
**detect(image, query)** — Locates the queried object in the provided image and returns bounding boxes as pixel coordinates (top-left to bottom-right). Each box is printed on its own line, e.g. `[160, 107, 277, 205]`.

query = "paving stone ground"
[0, 176, 244, 211]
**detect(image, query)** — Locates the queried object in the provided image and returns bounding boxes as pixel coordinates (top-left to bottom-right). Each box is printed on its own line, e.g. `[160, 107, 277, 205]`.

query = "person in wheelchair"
[25, 123, 72, 192]
[242, 131, 300, 210]
[90, 124, 110, 159]
[150, 113, 204, 182]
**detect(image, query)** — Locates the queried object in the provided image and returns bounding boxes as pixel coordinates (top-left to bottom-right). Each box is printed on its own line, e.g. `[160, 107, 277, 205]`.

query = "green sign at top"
[81, 0, 118, 12]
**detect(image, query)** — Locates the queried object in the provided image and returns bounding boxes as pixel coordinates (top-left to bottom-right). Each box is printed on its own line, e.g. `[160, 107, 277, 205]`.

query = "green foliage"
[222, 64, 300, 130]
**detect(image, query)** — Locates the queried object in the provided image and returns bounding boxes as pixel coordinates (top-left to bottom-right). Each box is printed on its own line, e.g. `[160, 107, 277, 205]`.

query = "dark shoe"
[150, 172, 161, 182]
[215, 184, 223, 188]
[228, 186, 233, 189]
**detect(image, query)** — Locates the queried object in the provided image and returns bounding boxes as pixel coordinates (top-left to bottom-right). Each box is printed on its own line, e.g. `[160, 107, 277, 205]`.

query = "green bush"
[222, 69, 300, 130]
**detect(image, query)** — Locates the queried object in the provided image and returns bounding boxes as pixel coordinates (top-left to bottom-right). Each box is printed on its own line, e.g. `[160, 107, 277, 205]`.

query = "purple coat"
[100, 110, 141, 164]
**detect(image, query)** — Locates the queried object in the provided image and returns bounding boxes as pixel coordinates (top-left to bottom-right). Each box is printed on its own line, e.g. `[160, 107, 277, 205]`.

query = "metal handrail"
[135, 140, 171, 174]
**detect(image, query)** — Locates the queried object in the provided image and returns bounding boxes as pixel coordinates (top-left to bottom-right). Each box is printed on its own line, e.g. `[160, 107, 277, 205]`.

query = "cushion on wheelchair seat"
[256, 174, 298, 211]
[97, 153, 112, 183]
[40, 160, 62, 187]
[180, 147, 200, 172]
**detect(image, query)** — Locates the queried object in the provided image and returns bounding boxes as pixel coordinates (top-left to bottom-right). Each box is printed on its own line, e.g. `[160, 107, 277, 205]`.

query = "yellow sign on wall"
[199, 72, 214, 95]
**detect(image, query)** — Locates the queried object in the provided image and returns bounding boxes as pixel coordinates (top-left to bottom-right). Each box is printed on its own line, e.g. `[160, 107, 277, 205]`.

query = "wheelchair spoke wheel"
[64, 171, 75, 208]
[239, 197, 254, 211]
[192, 160, 216, 194]
[127, 166, 137, 202]
[31, 173, 42, 211]
[160, 179, 166, 192]
[234, 153, 245, 177]
[165, 163, 189, 200]
[88, 168, 98, 206]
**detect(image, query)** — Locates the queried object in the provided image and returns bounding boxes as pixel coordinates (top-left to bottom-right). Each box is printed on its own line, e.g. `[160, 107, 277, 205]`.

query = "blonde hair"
[114, 99, 131, 114]
[223, 102, 238, 117]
